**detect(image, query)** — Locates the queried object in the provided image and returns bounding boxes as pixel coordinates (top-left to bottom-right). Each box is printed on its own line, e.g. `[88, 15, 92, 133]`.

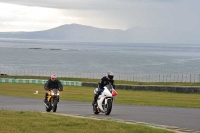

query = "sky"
[0, 0, 200, 32]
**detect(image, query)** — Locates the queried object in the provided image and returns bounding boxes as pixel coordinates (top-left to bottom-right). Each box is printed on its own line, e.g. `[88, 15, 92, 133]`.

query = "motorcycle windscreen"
[112, 89, 117, 96]
[53, 89, 58, 93]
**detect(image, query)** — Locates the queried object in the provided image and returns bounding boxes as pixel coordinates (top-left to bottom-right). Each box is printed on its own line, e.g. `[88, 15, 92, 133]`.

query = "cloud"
[0, 2, 86, 31]
[0, 0, 117, 10]
[0, 0, 190, 10]
[0, 0, 200, 44]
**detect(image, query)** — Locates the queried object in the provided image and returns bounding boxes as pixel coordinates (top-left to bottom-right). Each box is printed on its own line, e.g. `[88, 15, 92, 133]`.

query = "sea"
[0, 38, 200, 76]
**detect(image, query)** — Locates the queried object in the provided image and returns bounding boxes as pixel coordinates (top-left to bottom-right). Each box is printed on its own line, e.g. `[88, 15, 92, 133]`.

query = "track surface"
[1, 95, 200, 132]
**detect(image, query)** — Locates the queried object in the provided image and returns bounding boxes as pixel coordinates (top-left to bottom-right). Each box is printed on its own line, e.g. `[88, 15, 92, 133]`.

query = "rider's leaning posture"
[92, 72, 116, 106]
[43, 74, 63, 103]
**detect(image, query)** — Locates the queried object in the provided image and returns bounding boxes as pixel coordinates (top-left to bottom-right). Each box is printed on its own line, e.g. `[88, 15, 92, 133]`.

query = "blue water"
[0, 38, 200, 75]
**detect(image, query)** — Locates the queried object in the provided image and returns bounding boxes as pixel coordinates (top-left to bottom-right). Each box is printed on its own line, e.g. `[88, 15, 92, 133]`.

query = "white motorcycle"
[93, 84, 117, 115]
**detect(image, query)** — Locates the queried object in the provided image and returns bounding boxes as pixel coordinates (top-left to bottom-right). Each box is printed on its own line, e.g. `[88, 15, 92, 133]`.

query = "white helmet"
[51, 74, 57, 81]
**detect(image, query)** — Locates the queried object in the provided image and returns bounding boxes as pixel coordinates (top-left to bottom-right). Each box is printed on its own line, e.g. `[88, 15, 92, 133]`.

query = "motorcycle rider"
[43, 74, 63, 103]
[92, 71, 116, 106]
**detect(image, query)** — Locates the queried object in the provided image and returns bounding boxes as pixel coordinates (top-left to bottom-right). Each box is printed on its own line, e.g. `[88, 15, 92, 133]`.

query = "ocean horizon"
[1, 38, 200, 76]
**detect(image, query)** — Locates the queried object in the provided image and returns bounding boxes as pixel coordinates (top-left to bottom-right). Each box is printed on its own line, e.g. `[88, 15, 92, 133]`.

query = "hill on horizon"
[0, 23, 199, 44]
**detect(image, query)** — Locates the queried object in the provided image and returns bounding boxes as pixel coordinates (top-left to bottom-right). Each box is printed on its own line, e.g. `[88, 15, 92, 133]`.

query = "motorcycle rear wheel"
[46, 102, 52, 112]
[93, 105, 100, 114]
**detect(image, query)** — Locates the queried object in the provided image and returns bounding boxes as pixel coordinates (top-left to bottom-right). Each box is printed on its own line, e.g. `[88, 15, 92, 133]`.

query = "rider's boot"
[92, 94, 98, 106]
[92, 100, 95, 106]
[43, 98, 47, 103]
[43, 93, 48, 103]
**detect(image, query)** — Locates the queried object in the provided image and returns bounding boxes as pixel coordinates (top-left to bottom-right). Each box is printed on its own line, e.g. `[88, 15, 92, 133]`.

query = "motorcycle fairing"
[97, 86, 112, 111]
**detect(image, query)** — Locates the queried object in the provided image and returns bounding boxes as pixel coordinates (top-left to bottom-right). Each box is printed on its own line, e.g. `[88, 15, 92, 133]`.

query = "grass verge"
[0, 110, 174, 133]
[1, 83, 200, 108]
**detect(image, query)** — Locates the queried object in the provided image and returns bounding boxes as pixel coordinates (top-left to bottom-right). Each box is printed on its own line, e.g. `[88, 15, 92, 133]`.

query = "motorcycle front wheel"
[52, 99, 58, 112]
[105, 99, 112, 115]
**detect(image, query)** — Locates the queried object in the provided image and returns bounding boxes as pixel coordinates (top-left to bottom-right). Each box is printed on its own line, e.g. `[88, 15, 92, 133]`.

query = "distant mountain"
[0, 24, 199, 44]
[0, 24, 126, 42]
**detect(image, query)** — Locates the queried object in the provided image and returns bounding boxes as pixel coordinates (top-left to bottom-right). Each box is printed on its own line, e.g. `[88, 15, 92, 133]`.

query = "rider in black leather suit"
[43, 74, 63, 103]
[92, 72, 116, 106]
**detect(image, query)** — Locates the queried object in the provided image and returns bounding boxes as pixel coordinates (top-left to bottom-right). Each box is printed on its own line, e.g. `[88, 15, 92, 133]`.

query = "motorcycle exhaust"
[96, 107, 100, 112]
[43, 102, 49, 108]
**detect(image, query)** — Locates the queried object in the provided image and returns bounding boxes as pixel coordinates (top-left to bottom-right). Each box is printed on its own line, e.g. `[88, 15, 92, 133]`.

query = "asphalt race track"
[0, 95, 200, 132]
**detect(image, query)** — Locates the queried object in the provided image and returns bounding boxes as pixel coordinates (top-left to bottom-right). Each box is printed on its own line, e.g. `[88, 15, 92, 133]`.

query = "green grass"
[1, 83, 200, 108]
[0, 110, 174, 133]
[1, 75, 200, 86]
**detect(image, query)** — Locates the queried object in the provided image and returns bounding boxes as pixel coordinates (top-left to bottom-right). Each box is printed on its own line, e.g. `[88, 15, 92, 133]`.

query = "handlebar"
[46, 88, 63, 91]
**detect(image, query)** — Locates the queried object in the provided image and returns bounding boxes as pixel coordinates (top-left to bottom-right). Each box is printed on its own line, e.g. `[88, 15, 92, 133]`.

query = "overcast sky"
[0, 0, 200, 32]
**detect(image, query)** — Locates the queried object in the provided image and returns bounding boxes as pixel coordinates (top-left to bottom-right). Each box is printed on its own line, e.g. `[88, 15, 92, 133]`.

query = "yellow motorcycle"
[44, 89, 60, 112]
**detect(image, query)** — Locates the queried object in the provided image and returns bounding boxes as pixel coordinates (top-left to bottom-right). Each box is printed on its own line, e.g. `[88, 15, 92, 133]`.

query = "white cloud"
[0, 2, 85, 31]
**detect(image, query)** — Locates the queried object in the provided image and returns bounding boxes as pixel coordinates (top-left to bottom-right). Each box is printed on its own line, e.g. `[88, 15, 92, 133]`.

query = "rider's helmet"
[51, 74, 57, 81]
[107, 71, 114, 80]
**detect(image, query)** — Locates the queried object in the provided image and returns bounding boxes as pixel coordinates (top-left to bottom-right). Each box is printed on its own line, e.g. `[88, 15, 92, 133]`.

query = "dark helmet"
[107, 71, 114, 80]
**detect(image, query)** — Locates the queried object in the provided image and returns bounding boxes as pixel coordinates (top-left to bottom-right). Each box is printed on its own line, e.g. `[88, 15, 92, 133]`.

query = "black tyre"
[52, 100, 58, 112]
[46, 107, 51, 112]
[46, 102, 52, 112]
[105, 99, 112, 115]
